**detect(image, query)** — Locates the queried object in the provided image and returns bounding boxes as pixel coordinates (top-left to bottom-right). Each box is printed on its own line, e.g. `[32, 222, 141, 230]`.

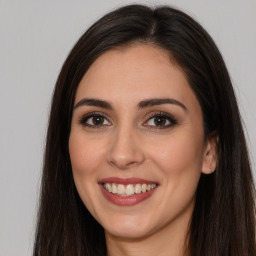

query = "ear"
[201, 133, 218, 174]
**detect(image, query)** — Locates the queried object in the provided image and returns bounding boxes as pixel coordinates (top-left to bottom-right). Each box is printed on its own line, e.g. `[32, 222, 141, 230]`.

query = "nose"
[107, 126, 145, 169]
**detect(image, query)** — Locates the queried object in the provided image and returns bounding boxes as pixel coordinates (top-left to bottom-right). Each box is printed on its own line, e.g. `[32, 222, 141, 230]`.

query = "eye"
[143, 113, 177, 129]
[79, 113, 111, 128]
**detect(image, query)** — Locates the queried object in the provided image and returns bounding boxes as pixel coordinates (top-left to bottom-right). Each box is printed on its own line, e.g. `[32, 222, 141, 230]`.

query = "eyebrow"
[74, 98, 113, 110]
[73, 98, 187, 111]
[138, 98, 187, 111]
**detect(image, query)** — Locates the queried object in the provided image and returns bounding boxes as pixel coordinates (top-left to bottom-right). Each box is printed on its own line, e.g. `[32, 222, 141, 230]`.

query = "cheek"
[68, 131, 106, 214]
[68, 132, 105, 202]
[146, 129, 205, 199]
[69, 132, 105, 176]
[149, 133, 204, 219]
[151, 134, 204, 172]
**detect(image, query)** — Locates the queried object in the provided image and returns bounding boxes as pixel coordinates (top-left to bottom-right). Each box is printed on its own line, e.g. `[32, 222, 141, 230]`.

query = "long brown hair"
[34, 4, 256, 256]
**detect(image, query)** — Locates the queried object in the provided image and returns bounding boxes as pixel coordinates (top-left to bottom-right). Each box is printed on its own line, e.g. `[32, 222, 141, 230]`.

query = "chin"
[105, 226, 153, 240]
[101, 214, 156, 239]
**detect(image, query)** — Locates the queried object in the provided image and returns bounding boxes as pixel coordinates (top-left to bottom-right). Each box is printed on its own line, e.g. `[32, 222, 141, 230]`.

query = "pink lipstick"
[99, 177, 158, 206]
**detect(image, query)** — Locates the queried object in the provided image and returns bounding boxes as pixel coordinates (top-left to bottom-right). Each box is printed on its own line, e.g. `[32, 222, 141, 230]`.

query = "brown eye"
[153, 116, 167, 126]
[143, 113, 177, 129]
[80, 114, 111, 127]
[92, 116, 105, 125]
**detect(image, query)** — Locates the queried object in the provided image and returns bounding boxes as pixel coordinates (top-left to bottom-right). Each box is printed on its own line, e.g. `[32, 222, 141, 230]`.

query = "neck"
[105, 212, 191, 256]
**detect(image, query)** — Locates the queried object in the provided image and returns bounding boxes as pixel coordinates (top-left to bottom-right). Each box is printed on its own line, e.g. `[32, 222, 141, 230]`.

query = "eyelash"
[143, 112, 177, 129]
[79, 111, 177, 129]
[79, 112, 111, 129]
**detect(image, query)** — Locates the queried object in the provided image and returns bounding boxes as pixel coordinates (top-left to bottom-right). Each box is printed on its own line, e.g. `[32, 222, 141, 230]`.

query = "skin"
[69, 44, 217, 256]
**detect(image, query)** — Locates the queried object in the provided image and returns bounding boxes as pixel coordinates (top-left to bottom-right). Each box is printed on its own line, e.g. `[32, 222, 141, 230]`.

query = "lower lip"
[99, 184, 157, 206]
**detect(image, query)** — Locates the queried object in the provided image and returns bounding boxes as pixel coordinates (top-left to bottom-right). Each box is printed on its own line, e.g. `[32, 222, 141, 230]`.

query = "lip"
[98, 177, 159, 206]
[99, 177, 158, 185]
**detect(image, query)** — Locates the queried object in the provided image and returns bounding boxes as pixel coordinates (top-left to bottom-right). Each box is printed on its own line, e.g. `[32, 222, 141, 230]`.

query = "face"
[69, 44, 216, 239]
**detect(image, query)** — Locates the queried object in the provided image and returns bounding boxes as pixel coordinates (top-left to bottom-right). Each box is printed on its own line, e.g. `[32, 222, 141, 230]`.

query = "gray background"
[0, 0, 255, 255]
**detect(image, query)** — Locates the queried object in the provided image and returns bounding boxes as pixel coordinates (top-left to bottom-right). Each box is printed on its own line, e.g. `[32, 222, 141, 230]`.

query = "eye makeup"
[79, 111, 112, 129]
[78, 110, 178, 130]
[142, 111, 178, 129]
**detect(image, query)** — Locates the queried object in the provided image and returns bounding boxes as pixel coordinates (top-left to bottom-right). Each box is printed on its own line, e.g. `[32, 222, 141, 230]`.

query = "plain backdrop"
[0, 0, 255, 255]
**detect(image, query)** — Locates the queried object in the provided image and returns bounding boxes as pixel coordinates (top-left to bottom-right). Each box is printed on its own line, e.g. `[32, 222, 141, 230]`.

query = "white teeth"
[103, 183, 157, 196]
[151, 184, 156, 189]
[135, 184, 142, 194]
[117, 184, 125, 195]
[141, 184, 147, 193]
[106, 183, 112, 193]
[146, 184, 156, 191]
[126, 184, 134, 196]
[111, 183, 117, 194]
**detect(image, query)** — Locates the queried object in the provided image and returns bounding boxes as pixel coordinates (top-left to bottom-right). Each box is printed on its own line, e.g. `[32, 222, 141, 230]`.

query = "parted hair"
[34, 4, 256, 256]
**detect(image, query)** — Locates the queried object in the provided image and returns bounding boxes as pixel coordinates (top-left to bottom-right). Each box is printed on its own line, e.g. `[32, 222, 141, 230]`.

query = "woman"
[33, 4, 256, 256]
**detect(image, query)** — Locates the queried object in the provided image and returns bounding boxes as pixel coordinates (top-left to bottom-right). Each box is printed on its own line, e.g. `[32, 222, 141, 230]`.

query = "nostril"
[109, 159, 139, 169]
[106, 135, 145, 169]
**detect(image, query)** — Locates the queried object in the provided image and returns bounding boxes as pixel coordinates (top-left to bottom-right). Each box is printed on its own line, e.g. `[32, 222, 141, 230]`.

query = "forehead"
[75, 44, 198, 110]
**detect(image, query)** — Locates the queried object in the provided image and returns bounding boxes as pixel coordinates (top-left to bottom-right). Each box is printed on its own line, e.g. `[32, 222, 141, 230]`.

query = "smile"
[103, 183, 157, 196]
[99, 177, 159, 206]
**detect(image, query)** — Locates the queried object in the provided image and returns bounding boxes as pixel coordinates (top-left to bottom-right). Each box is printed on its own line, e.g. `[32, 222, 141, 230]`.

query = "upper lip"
[98, 177, 159, 185]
